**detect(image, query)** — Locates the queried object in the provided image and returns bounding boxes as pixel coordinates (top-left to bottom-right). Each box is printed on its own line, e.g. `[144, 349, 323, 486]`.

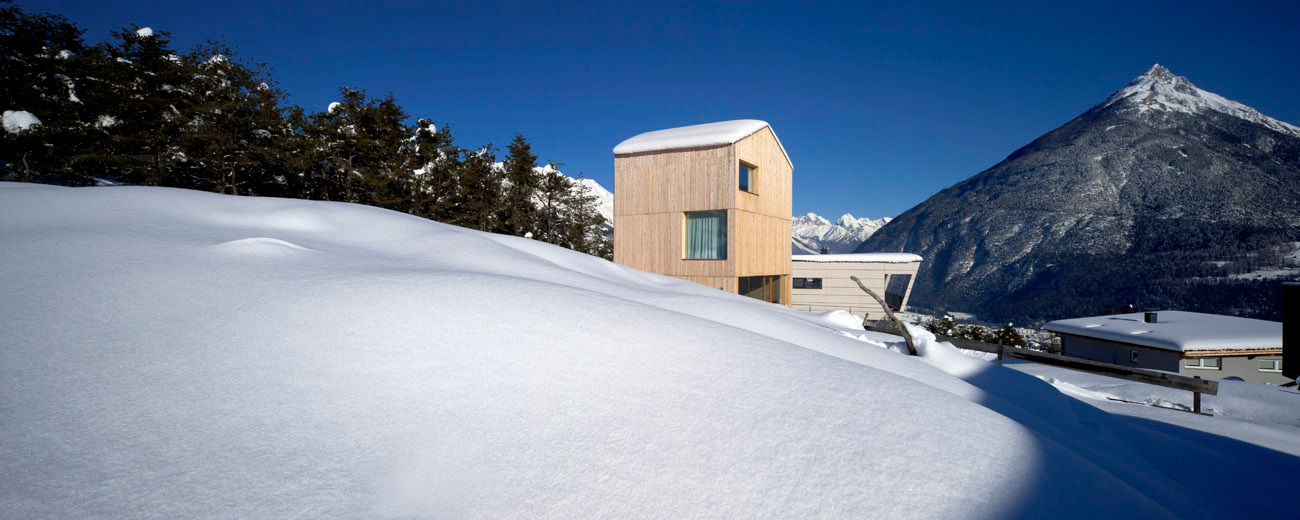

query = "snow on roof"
[793, 253, 922, 263]
[3, 110, 41, 134]
[613, 119, 792, 166]
[1044, 310, 1282, 353]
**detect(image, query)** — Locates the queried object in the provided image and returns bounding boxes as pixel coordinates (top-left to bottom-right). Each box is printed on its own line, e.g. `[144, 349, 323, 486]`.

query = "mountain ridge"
[857, 65, 1300, 323]
[792, 212, 890, 254]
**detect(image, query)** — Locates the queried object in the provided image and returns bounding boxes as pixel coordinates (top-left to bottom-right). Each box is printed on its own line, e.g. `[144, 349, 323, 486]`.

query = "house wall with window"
[613, 120, 792, 303]
[790, 254, 922, 320]
[1046, 311, 1288, 385]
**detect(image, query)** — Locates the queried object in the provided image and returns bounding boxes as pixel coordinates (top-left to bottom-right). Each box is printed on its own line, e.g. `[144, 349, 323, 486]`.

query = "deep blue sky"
[24, 0, 1300, 218]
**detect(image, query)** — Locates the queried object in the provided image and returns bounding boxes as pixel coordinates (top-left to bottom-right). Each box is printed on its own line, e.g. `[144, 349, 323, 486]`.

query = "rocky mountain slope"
[792, 213, 890, 254]
[858, 65, 1300, 323]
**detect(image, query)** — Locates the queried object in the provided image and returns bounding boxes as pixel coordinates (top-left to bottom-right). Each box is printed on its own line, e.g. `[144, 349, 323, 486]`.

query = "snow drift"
[1, 183, 1296, 518]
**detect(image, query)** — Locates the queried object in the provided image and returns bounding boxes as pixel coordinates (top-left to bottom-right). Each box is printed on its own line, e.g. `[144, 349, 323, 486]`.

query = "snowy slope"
[792, 212, 890, 254]
[2, 183, 1298, 518]
[573, 176, 613, 226]
[488, 162, 613, 226]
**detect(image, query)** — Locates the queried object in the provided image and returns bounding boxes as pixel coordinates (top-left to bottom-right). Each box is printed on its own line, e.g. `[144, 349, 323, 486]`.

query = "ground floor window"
[740, 275, 782, 303]
[884, 274, 912, 311]
[793, 277, 822, 289]
[1184, 357, 1220, 370]
[1259, 359, 1282, 372]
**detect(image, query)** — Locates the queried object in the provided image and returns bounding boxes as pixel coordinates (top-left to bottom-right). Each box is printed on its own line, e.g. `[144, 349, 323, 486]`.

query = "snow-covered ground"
[1010, 362, 1300, 456]
[2, 183, 1298, 518]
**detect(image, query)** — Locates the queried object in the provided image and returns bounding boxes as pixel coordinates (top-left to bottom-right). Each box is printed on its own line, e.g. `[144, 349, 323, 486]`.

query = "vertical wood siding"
[614, 124, 793, 304]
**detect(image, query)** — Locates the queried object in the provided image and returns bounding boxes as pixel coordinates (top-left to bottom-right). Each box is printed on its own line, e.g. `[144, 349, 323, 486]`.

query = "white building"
[1045, 310, 1287, 385]
[790, 253, 922, 321]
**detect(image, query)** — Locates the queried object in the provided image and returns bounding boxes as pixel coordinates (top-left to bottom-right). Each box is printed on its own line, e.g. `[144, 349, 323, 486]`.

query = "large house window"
[1184, 357, 1221, 370]
[739, 162, 755, 193]
[1259, 359, 1282, 372]
[884, 274, 912, 311]
[684, 210, 726, 260]
[740, 275, 782, 303]
[793, 277, 822, 290]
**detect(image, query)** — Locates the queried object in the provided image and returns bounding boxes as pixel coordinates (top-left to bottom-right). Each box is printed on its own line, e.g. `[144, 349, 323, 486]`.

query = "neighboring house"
[1045, 311, 1287, 385]
[613, 120, 793, 304]
[790, 253, 922, 320]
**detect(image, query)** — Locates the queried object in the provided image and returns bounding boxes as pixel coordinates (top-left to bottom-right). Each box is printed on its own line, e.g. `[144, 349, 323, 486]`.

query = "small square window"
[1204, 357, 1220, 368]
[739, 162, 755, 193]
[1130, 350, 1139, 363]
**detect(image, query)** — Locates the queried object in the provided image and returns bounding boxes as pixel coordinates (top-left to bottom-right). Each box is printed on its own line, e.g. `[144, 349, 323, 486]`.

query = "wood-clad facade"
[614, 124, 793, 304]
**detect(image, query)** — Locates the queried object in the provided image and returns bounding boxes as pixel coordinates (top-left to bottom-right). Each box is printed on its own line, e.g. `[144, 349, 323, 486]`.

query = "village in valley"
[2, 1, 1298, 518]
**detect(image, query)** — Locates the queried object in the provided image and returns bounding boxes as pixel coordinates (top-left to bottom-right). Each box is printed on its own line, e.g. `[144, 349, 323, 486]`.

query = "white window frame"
[1184, 357, 1221, 370]
[1259, 359, 1282, 373]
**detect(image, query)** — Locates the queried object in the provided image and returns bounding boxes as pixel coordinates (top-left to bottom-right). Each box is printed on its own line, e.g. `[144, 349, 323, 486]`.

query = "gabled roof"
[613, 119, 793, 167]
[1044, 310, 1282, 353]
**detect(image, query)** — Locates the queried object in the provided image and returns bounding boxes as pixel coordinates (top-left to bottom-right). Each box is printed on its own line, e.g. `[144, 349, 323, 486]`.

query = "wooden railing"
[864, 324, 1220, 415]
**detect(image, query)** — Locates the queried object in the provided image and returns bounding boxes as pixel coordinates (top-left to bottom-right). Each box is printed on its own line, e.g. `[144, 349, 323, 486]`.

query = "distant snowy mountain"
[572, 176, 613, 227]
[792, 212, 890, 254]
[859, 64, 1300, 323]
[490, 162, 613, 228]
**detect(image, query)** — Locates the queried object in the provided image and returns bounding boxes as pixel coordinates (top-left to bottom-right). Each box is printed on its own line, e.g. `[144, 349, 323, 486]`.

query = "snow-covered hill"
[2, 183, 1297, 518]
[792, 212, 890, 254]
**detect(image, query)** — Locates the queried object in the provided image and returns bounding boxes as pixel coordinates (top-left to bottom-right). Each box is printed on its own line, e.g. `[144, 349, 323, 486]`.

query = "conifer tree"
[0, 4, 91, 184]
[499, 133, 539, 236]
[174, 40, 289, 195]
[85, 25, 195, 185]
[561, 174, 612, 259]
[304, 87, 411, 204]
[2, 3, 617, 260]
[407, 119, 461, 222]
[452, 146, 503, 232]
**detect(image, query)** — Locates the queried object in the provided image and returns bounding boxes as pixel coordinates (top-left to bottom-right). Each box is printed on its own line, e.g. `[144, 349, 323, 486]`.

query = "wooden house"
[613, 120, 793, 304]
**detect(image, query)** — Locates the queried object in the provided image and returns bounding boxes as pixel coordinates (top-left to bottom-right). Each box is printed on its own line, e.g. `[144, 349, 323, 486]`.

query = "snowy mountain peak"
[793, 211, 891, 254]
[1143, 63, 1175, 82]
[794, 212, 830, 226]
[1101, 64, 1300, 138]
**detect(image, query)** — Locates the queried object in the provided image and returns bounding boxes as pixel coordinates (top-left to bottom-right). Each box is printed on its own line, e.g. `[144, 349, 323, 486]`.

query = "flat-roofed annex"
[1044, 310, 1282, 353]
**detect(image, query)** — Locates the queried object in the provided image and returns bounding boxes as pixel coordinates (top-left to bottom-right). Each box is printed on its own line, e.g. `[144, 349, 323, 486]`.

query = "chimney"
[1144, 312, 1158, 324]
[1284, 283, 1298, 380]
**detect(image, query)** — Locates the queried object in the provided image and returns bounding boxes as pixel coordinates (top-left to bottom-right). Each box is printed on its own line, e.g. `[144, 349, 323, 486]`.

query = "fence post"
[1193, 375, 1202, 413]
